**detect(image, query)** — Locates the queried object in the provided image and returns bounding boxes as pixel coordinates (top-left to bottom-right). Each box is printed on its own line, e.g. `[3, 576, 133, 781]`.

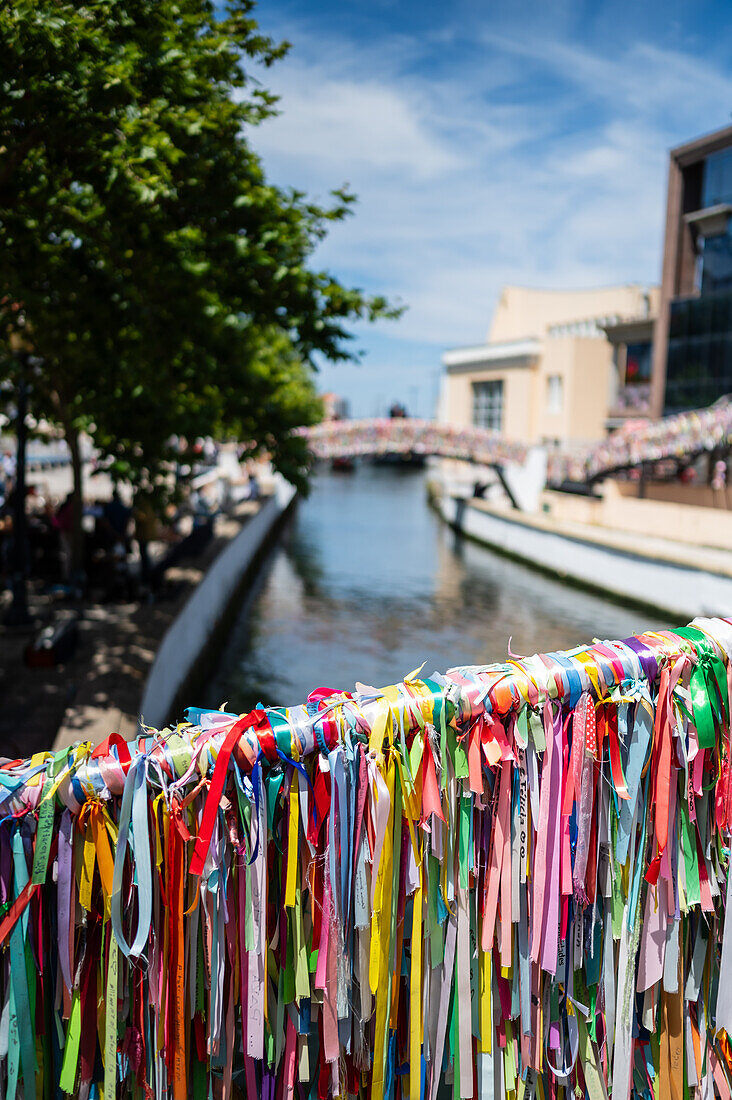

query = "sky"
[247, 0, 732, 417]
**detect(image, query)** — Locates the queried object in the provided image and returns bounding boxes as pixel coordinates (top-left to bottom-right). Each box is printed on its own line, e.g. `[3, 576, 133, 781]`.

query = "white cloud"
[257, 65, 464, 183]
[245, 15, 732, 409]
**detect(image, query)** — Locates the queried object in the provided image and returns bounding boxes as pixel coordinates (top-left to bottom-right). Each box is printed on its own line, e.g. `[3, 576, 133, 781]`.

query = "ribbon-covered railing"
[299, 418, 529, 467]
[3, 618, 732, 1099]
[546, 400, 732, 485]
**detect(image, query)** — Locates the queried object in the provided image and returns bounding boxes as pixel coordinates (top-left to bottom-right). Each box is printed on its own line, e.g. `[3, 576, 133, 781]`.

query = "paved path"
[0, 501, 260, 759]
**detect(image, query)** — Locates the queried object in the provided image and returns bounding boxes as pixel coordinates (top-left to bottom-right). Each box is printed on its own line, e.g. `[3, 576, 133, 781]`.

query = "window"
[665, 292, 732, 413]
[624, 342, 652, 384]
[702, 148, 732, 208]
[546, 374, 563, 414]
[700, 231, 732, 295]
[472, 380, 503, 430]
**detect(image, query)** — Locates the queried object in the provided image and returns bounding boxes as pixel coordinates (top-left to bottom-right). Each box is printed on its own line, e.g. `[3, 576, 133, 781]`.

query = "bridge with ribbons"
[300, 399, 732, 491]
[546, 398, 732, 486]
[299, 418, 529, 468]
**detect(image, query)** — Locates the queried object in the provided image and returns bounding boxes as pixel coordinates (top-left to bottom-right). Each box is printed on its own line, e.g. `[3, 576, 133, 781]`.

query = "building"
[651, 123, 732, 417]
[320, 392, 350, 421]
[441, 283, 659, 446]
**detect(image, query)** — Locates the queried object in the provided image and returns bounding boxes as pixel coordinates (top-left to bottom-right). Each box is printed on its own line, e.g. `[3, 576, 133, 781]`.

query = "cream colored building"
[441, 284, 660, 446]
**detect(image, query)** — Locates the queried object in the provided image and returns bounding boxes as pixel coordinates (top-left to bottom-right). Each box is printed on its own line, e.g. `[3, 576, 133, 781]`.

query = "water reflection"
[205, 466, 667, 711]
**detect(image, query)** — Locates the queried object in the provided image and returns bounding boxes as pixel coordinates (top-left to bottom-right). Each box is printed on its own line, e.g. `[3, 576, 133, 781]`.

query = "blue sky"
[248, 0, 732, 417]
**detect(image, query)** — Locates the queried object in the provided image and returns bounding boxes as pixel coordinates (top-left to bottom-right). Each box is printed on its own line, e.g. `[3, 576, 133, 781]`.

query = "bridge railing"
[546, 399, 732, 484]
[300, 417, 529, 466]
[300, 403, 732, 490]
[2, 617, 732, 1097]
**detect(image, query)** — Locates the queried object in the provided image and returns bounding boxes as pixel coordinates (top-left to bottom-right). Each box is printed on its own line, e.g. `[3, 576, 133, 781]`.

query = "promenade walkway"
[0, 499, 260, 759]
[471, 495, 732, 577]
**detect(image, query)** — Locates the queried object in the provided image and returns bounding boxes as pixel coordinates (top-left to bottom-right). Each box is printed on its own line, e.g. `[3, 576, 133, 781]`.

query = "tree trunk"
[66, 425, 85, 576]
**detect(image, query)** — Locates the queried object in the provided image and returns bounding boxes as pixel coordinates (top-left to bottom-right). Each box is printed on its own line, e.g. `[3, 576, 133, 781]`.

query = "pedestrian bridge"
[299, 417, 529, 467]
[546, 399, 732, 485]
[300, 400, 732, 489]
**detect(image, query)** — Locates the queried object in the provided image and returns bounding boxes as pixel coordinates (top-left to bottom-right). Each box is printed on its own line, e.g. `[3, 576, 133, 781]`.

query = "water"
[205, 466, 668, 711]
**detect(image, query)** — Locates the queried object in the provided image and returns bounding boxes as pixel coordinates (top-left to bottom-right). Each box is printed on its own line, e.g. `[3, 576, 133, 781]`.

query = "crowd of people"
[0, 481, 179, 602]
[0, 437, 264, 606]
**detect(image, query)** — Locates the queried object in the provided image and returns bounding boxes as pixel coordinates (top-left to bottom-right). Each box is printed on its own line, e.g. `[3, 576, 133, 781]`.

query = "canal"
[204, 465, 667, 711]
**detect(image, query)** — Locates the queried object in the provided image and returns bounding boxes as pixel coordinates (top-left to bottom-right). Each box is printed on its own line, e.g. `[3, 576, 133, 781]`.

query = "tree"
[0, 0, 399, 569]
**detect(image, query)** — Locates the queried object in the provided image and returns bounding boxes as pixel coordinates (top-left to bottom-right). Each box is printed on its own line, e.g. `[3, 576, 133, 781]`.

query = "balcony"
[607, 383, 652, 420]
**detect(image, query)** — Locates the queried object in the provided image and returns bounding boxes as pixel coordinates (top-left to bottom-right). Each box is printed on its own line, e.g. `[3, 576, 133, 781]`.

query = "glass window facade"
[697, 151, 732, 295]
[664, 148, 732, 413]
[665, 291, 732, 413]
[702, 148, 732, 208]
[700, 232, 732, 295]
[472, 379, 503, 430]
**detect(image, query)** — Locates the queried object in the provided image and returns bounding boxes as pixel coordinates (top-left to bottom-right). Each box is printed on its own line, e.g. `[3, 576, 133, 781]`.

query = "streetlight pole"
[5, 351, 31, 625]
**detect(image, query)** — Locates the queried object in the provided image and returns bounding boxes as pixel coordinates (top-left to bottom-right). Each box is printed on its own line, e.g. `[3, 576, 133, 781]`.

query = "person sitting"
[133, 493, 158, 588]
[99, 490, 131, 551]
[52, 491, 76, 580]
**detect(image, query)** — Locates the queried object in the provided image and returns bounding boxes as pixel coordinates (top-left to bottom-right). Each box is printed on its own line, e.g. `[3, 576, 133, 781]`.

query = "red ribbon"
[646, 664, 672, 884]
[0, 880, 39, 946]
[189, 711, 269, 876]
[420, 736, 446, 824]
[608, 707, 630, 801]
[257, 719, 279, 764]
[91, 732, 132, 774]
[308, 687, 349, 750]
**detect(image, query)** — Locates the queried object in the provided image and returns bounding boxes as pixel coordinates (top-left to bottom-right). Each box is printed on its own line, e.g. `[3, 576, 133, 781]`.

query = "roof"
[442, 338, 541, 372]
[671, 123, 732, 167]
[600, 315, 656, 345]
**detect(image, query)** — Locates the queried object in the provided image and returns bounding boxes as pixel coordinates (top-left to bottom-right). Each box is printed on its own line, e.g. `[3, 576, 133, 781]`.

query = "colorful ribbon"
[1, 616, 732, 1098]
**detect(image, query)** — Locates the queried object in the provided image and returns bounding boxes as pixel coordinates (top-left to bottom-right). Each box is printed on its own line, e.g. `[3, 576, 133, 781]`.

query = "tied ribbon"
[1, 616, 732, 1099]
[92, 732, 132, 773]
[190, 711, 270, 876]
[646, 661, 674, 885]
[78, 799, 115, 914]
[675, 627, 729, 749]
[110, 757, 154, 960]
[0, 879, 39, 946]
[607, 705, 630, 802]
[572, 693, 597, 905]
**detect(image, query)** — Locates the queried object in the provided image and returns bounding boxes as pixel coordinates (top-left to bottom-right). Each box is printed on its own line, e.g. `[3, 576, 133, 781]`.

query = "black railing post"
[4, 354, 31, 625]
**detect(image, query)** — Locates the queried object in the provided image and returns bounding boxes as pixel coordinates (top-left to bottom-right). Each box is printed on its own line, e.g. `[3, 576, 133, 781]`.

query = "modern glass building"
[652, 125, 732, 415]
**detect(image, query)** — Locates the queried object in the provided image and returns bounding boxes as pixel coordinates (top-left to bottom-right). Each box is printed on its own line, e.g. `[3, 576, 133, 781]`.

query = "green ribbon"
[674, 627, 729, 750]
[679, 796, 700, 908]
[32, 747, 67, 886]
[268, 707, 295, 755]
[427, 852, 444, 968]
[266, 771, 285, 837]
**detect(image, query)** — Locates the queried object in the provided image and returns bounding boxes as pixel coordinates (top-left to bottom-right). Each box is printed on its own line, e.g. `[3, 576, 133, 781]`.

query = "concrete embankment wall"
[543, 482, 732, 553]
[140, 476, 295, 729]
[433, 490, 732, 620]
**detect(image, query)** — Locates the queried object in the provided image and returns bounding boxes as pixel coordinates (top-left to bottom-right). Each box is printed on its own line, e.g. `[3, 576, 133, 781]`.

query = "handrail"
[2, 615, 732, 1096]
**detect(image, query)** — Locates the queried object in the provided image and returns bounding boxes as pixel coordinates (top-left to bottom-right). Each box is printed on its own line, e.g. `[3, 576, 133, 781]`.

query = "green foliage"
[0, 0, 399, 498]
